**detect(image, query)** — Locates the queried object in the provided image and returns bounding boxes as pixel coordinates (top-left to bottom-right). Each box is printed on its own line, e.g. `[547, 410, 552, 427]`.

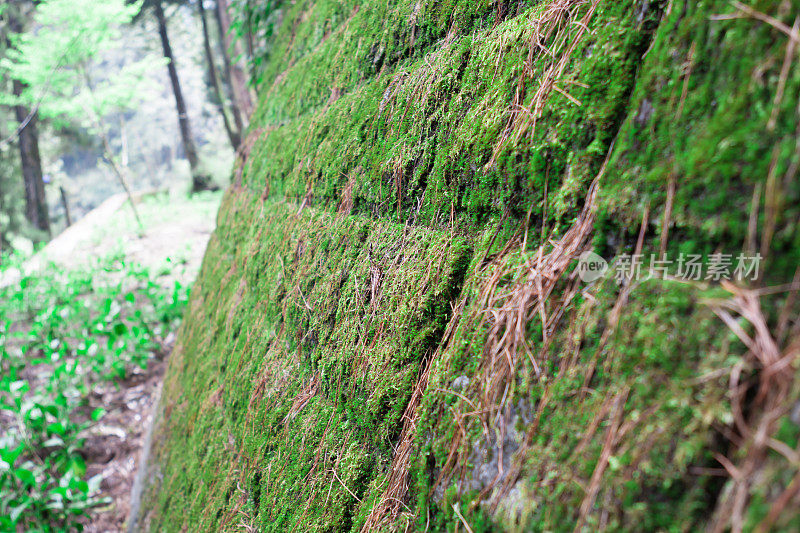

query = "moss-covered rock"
[139, 0, 800, 531]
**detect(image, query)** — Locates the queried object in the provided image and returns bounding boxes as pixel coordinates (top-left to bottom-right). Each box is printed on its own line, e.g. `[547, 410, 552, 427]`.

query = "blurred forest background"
[0, 1, 283, 529]
[0, 0, 277, 254]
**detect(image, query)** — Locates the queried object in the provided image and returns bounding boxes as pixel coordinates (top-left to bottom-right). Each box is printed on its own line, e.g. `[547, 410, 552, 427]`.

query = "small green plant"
[0, 251, 189, 530]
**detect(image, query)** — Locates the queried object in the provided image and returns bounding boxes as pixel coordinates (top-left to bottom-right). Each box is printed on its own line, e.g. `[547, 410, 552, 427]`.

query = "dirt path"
[78, 356, 169, 532]
[45, 191, 219, 282]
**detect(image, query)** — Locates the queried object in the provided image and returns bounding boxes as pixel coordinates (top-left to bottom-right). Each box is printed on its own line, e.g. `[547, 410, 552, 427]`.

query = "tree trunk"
[213, 0, 245, 135]
[12, 79, 50, 237]
[244, 0, 255, 71]
[153, 0, 213, 192]
[7, 8, 50, 237]
[215, 0, 254, 120]
[59, 186, 72, 227]
[199, 0, 241, 150]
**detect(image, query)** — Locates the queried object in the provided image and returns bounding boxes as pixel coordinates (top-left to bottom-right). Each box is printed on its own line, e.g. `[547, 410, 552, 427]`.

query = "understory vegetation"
[0, 255, 188, 530]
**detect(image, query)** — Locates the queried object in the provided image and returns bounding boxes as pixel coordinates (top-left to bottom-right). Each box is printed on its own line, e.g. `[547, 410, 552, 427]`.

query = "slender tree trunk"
[213, 0, 245, 135]
[199, 0, 240, 150]
[59, 186, 72, 227]
[244, 0, 255, 70]
[215, 0, 254, 119]
[98, 126, 144, 232]
[7, 8, 50, 237]
[79, 65, 144, 231]
[153, 0, 213, 192]
[12, 79, 50, 237]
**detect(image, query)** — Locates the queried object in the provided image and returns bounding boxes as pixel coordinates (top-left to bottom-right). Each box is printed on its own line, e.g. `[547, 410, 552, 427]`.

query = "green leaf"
[49, 486, 68, 498]
[69, 477, 89, 494]
[91, 407, 106, 421]
[9, 380, 28, 394]
[42, 436, 66, 448]
[42, 404, 60, 417]
[0, 443, 25, 466]
[9, 501, 29, 523]
[65, 456, 86, 478]
[87, 473, 103, 493]
[47, 421, 67, 436]
[14, 467, 36, 486]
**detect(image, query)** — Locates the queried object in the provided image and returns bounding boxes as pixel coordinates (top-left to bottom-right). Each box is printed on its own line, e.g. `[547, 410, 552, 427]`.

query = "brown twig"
[574, 387, 629, 531]
[706, 280, 800, 532]
[659, 173, 677, 259]
[768, 16, 799, 130]
[676, 41, 696, 119]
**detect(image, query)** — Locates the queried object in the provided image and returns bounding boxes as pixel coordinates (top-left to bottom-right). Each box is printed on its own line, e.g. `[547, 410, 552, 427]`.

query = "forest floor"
[75, 192, 220, 532]
[2, 191, 221, 532]
[82, 192, 220, 532]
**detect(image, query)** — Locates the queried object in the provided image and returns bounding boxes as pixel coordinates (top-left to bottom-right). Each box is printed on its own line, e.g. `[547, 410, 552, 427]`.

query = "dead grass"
[361, 297, 468, 531]
[705, 281, 800, 533]
[574, 386, 630, 532]
[283, 374, 320, 425]
[425, 139, 615, 515]
[489, 0, 600, 166]
[337, 171, 357, 216]
[473, 177, 598, 415]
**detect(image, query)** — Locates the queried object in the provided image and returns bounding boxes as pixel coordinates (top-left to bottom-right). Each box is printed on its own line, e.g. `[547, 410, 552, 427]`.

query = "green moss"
[241, 0, 663, 235]
[599, 0, 800, 282]
[142, 194, 472, 531]
[142, 0, 800, 530]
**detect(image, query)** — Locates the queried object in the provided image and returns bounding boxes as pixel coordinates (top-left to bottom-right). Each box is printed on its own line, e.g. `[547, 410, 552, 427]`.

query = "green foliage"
[228, 0, 283, 82]
[1, 0, 163, 129]
[0, 142, 27, 253]
[0, 6, 30, 253]
[0, 253, 188, 529]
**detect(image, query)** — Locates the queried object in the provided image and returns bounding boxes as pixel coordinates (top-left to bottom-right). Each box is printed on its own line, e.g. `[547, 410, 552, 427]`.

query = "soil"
[77, 353, 169, 533]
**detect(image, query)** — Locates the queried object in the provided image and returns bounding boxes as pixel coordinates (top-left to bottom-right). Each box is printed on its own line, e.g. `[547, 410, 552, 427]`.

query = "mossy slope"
[141, 0, 800, 531]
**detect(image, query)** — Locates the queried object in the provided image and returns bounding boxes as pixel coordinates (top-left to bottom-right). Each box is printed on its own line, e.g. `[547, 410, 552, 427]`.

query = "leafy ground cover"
[0, 253, 188, 530]
[0, 191, 221, 530]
